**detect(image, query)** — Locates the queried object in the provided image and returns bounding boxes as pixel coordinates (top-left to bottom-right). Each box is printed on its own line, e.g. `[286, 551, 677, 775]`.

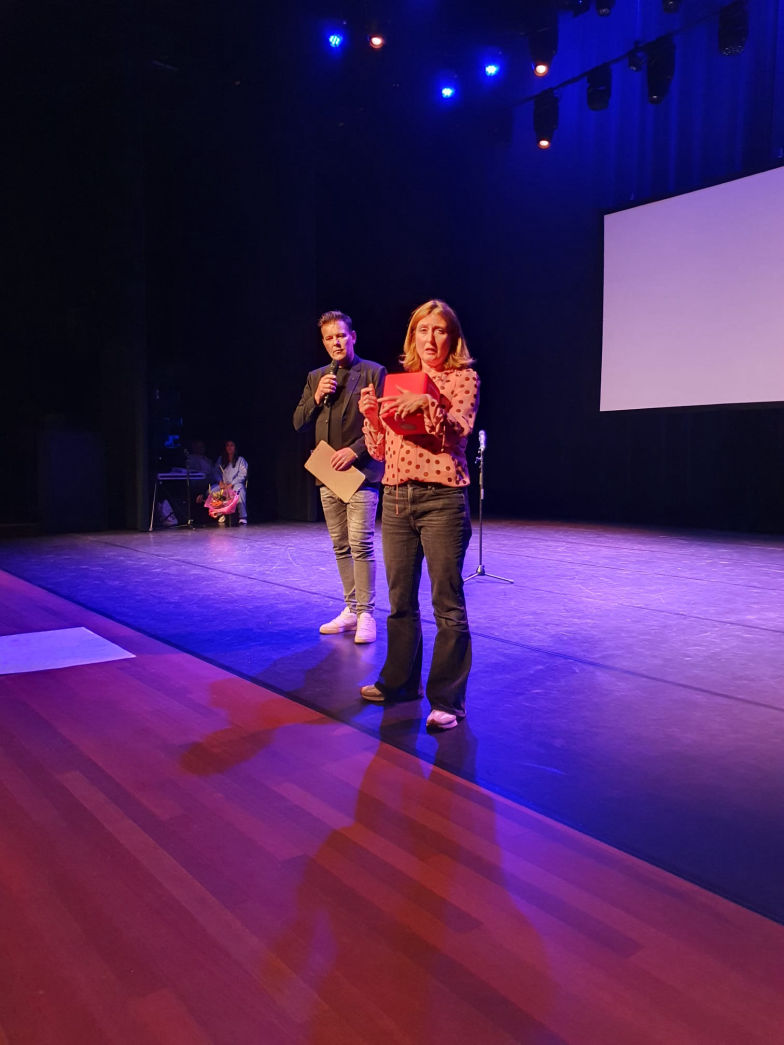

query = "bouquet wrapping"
[205, 483, 239, 519]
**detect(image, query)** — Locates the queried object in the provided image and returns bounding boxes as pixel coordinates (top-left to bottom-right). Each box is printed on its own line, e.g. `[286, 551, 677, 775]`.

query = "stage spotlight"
[528, 19, 559, 76]
[368, 34, 385, 50]
[719, 2, 748, 55]
[645, 35, 676, 103]
[534, 90, 558, 149]
[439, 74, 458, 100]
[586, 64, 612, 110]
[595, 0, 615, 15]
[327, 29, 345, 50]
[662, 0, 681, 11]
[481, 47, 504, 79]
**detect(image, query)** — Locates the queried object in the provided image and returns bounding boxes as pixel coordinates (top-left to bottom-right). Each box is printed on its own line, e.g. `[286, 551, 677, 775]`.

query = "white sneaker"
[426, 709, 459, 730]
[354, 613, 376, 644]
[239, 518, 248, 525]
[319, 607, 357, 634]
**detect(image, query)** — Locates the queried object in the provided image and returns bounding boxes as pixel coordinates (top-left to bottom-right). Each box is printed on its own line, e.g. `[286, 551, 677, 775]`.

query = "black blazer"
[293, 356, 387, 484]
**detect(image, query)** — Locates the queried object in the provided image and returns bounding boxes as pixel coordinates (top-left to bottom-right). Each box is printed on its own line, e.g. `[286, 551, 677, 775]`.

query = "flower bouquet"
[205, 482, 239, 519]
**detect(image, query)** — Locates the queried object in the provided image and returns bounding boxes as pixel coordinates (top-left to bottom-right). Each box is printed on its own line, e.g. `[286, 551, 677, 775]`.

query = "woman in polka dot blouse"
[358, 299, 479, 730]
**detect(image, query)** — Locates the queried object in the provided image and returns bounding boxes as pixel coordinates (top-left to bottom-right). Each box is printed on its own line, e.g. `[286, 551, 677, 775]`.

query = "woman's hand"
[359, 384, 380, 423]
[379, 387, 431, 421]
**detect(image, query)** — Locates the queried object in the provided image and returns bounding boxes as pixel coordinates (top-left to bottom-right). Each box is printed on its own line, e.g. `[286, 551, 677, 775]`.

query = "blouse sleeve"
[362, 418, 386, 461]
[422, 369, 479, 445]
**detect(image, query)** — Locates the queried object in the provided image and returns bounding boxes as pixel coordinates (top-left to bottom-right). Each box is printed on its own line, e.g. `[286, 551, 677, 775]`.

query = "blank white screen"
[600, 166, 784, 411]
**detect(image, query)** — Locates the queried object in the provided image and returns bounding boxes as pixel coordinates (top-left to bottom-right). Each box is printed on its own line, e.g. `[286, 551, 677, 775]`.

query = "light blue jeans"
[320, 485, 379, 616]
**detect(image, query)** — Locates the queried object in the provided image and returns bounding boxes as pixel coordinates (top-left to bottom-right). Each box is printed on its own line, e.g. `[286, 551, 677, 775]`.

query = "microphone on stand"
[465, 425, 512, 583]
[322, 359, 340, 407]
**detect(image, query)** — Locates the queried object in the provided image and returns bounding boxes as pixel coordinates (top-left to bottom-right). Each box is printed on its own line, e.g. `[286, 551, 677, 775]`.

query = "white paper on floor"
[0, 627, 135, 675]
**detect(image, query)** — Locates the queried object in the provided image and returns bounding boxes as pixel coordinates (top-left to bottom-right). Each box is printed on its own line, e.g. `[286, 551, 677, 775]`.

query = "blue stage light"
[437, 69, 459, 101]
[327, 32, 344, 49]
[484, 63, 501, 78]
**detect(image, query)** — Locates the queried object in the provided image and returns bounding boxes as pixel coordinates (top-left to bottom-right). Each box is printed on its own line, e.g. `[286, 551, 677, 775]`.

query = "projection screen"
[600, 165, 784, 412]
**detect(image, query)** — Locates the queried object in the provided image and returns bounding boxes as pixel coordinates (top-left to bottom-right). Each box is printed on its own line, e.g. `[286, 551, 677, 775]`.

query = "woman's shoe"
[426, 709, 459, 730]
[359, 684, 385, 703]
[360, 684, 425, 703]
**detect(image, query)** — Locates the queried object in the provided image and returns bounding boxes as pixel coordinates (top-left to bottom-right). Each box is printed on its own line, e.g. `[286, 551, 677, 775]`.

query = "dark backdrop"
[2, 0, 783, 533]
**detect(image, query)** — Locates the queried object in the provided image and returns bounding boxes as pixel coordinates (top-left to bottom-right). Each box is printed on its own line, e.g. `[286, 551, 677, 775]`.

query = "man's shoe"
[360, 684, 386, 703]
[319, 608, 357, 634]
[239, 518, 248, 525]
[354, 613, 376, 644]
[426, 709, 459, 730]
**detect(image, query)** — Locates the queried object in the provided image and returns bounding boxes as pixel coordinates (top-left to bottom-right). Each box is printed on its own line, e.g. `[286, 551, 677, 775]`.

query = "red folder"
[381, 372, 439, 435]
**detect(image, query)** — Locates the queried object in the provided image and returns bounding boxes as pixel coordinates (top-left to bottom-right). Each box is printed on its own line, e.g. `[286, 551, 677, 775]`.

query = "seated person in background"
[207, 439, 248, 525]
[156, 496, 179, 527]
[184, 439, 215, 480]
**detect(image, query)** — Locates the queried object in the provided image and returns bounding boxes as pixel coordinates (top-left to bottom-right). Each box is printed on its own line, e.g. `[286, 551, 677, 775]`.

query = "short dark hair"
[318, 310, 353, 331]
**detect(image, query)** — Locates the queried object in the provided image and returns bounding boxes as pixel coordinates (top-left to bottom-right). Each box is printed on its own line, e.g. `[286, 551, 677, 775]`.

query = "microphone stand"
[183, 447, 194, 529]
[184, 467, 194, 528]
[464, 431, 513, 584]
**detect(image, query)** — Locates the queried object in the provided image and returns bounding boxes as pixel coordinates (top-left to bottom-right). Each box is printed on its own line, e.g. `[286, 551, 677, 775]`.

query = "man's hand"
[331, 447, 359, 471]
[316, 372, 338, 405]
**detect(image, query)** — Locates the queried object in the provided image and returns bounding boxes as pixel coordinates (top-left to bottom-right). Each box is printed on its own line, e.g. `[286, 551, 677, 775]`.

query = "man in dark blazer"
[293, 310, 387, 643]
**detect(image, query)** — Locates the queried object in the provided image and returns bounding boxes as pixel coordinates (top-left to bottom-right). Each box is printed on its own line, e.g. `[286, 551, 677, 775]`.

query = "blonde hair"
[400, 299, 474, 372]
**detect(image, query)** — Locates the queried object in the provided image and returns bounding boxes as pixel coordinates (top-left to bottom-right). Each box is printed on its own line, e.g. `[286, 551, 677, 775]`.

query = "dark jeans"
[377, 483, 472, 716]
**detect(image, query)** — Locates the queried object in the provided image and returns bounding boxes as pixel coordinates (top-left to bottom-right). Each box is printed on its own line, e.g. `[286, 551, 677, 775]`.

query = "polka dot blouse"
[364, 367, 480, 487]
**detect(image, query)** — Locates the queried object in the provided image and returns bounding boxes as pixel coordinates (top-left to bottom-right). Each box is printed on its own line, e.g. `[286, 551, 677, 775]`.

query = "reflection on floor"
[1, 567, 783, 1044]
[1, 518, 783, 926]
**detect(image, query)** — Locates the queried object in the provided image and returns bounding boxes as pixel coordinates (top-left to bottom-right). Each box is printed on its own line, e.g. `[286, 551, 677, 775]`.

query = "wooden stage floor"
[1, 567, 783, 1044]
[1, 520, 783, 928]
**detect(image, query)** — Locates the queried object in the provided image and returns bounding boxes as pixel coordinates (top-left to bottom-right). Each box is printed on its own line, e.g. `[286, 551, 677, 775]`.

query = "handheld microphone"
[478, 429, 486, 451]
[322, 359, 340, 407]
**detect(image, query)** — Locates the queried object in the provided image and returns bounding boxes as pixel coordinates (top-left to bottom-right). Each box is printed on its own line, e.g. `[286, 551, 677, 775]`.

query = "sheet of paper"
[304, 441, 366, 502]
[0, 627, 135, 675]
